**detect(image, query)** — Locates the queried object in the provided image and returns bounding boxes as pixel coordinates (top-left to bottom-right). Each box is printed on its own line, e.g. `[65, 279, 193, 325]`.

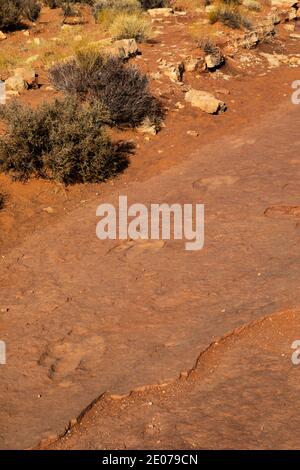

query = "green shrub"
[49, 52, 164, 128]
[109, 12, 152, 42]
[0, 98, 129, 184]
[0, 0, 41, 30]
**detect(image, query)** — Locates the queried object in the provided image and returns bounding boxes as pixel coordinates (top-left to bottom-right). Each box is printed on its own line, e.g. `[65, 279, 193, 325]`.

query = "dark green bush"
[49, 52, 164, 128]
[139, 0, 170, 9]
[0, 0, 41, 30]
[0, 98, 130, 184]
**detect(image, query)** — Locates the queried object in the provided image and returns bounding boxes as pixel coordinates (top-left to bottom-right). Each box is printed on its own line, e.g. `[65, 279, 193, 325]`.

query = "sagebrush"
[0, 98, 129, 184]
[0, 0, 41, 29]
[109, 12, 152, 42]
[49, 52, 164, 128]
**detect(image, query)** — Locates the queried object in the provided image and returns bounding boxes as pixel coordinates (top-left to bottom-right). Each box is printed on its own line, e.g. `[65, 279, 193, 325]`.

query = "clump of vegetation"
[139, 0, 171, 8]
[93, 0, 141, 20]
[44, 0, 93, 6]
[49, 51, 163, 128]
[0, 98, 129, 184]
[109, 11, 152, 42]
[208, 3, 252, 29]
[0, 0, 41, 30]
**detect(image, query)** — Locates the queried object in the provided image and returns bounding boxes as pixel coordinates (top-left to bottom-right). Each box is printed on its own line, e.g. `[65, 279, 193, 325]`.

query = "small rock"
[185, 57, 203, 72]
[43, 207, 54, 214]
[0, 31, 7, 41]
[175, 102, 184, 109]
[150, 72, 162, 80]
[288, 7, 297, 20]
[205, 51, 225, 70]
[148, 8, 174, 17]
[160, 61, 184, 82]
[63, 16, 83, 25]
[33, 37, 41, 45]
[23, 30, 30, 36]
[187, 130, 199, 137]
[185, 89, 226, 114]
[290, 33, 300, 39]
[14, 67, 38, 87]
[112, 38, 139, 59]
[5, 76, 27, 92]
[270, 0, 297, 5]
[284, 23, 295, 31]
[137, 117, 158, 135]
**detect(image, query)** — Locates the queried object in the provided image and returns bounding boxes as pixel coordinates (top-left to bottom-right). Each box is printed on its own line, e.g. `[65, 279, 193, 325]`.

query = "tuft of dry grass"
[208, 3, 252, 29]
[109, 12, 152, 42]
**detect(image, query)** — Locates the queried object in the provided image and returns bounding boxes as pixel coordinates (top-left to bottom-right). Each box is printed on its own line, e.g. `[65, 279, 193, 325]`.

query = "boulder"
[205, 51, 225, 69]
[160, 61, 185, 82]
[185, 89, 226, 114]
[5, 76, 27, 92]
[14, 67, 38, 88]
[112, 38, 139, 59]
[288, 7, 297, 19]
[148, 8, 174, 17]
[185, 57, 204, 72]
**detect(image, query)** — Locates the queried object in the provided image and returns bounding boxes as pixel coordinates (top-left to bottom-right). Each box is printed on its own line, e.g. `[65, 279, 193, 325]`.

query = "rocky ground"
[0, 1, 300, 450]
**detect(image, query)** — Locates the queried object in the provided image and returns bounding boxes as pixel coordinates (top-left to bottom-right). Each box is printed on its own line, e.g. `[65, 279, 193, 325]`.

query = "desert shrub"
[0, 192, 5, 210]
[109, 12, 152, 42]
[0, 0, 41, 29]
[208, 4, 251, 29]
[44, 0, 94, 7]
[49, 52, 164, 128]
[93, 0, 140, 16]
[21, 0, 41, 20]
[139, 0, 171, 8]
[0, 98, 129, 184]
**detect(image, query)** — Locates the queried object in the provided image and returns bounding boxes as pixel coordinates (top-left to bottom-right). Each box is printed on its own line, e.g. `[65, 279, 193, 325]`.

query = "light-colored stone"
[0, 31, 7, 41]
[205, 51, 225, 69]
[137, 117, 158, 135]
[14, 68, 37, 87]
[284, 23, 296, 31]
[112, 38, 139, 59]
[185, 89, 226, 114]
[288, 7, 297, 20]
[148, 8, 174, 17]
[187, 130, 199, 137]
[270, 0, 297, 5]
[63, 16, 83, 25]
[160, 61, 184, 82]
[5, 76, 27, 92]
[185, 57, 203, 72]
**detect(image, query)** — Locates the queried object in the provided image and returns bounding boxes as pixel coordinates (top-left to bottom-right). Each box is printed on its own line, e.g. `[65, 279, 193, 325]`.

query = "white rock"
[112, 38, 139, 59]
[5, 76, 27, 92]
[185, 89, 226, 114]
[148, 8, 174, 17]
[0, 31, 7, 41]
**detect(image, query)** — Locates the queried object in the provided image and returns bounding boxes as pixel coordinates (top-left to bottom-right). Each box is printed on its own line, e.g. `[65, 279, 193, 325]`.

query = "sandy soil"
[0, 4, 300, 450]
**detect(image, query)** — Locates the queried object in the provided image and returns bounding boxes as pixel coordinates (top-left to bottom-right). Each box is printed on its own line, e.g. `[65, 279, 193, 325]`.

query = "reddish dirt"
[0, 6, 300, 450]
[52, 308, 300, 450]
